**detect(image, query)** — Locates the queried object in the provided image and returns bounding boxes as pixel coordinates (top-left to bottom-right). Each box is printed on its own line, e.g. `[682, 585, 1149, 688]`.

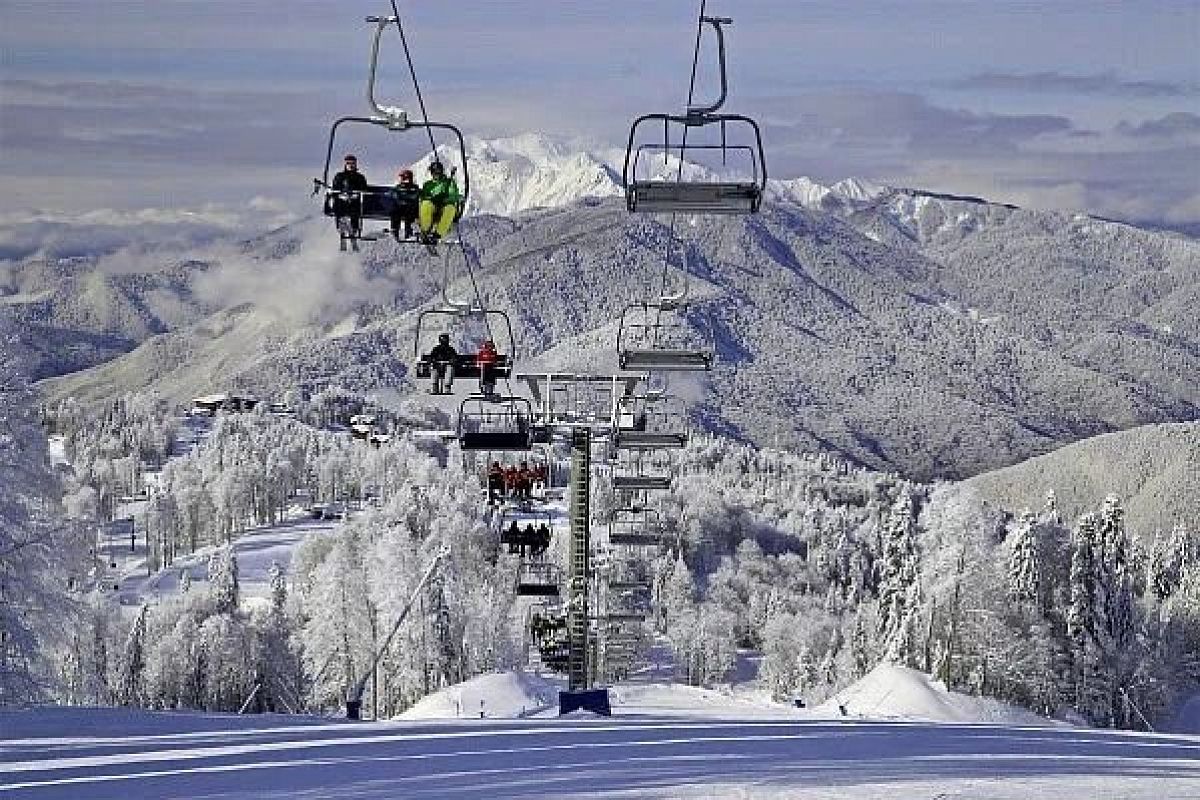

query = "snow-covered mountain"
[963, 421, 1200, 537]
[418, 133, 896, 220]
[15, 134, 1200, 479]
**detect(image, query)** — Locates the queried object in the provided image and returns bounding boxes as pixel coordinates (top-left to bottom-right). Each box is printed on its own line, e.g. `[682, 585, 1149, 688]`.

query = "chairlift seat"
[619, 349, 714, 371]
[516, 582, 561, 597]
[460, 430, 532, 451]
[415, 354, 512, 381]
[323, 185, 402, 221]
[627, 180, 762, 215]
[615, 431, 688, 450]
[612, 475, 672, 492]
[609, 531, 663, 547]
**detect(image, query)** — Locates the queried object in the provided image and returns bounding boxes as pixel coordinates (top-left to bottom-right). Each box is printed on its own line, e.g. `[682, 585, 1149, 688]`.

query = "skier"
[487, 462, 505, 504]
[477, 339, 499, 397]
[532, 463, 548, 497]
[389, 169, 421, 240]
[503, 464, 519, 500]
[505, 519, 521, 554]
[534, 523, 551, 556]
[330, 154, 368, 251]
[418, 161, 461, 248]
[516, 461, 533, 502]
[427, 333, 458, 394]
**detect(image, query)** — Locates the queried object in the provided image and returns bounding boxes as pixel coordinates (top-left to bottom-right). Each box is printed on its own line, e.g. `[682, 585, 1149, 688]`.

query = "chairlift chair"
[615, 394, 689, 450]
[313, 16, 470, 241]
[497, 507, 553, 555]
[617, 301, 716, 372]
[608, 506, 664, 547]
[413, 307, 515, 390]
[610, 449, 674, 492]
[622, 15, 766, 215]
[515, 560, 562, 597]
[457, 396, 534, 451]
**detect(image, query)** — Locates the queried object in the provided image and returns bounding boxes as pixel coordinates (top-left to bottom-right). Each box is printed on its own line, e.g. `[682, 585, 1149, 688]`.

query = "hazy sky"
[2, 1, 1198, 231]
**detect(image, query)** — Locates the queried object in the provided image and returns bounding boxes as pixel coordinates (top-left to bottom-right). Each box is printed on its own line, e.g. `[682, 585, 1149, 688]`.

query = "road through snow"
[3, 710, 1199, 799]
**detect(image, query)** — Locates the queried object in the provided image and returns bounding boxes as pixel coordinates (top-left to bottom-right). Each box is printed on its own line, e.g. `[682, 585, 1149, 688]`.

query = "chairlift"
[617, 301, 716, 372]
[479, 447, 555, 505]
[457, 396, 534, 451]
[615, 394, 689, 450]
[608, 506, 664, 547]
[604, 557, 652, 593]
[413, 307, 515, 393]
[622, 15, 766, 215]
[313, 16, 470, 241]
[610, 449, 674, 493]
[515, 560, 562, 597]
[497, 507, 553, 556]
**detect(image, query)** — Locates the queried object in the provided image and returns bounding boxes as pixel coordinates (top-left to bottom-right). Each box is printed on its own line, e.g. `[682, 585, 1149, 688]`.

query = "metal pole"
[346, 547, 448, 719]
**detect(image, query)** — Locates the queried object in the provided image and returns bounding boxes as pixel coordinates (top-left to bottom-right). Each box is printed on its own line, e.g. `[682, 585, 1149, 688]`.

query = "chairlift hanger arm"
[687, 15, 732, 116]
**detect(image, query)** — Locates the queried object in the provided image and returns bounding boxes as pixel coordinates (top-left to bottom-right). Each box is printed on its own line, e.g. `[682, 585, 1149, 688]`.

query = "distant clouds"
[1116, 112, 1200, 139]
[951, 71, 1199, 98]
[0, 201, 298, 263]
[1, 2, 1197, 232]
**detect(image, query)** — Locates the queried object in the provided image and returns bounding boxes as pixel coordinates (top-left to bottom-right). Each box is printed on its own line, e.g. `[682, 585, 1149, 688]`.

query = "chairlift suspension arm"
[372, 3, 500, 359]
[386, 1, 438, 156]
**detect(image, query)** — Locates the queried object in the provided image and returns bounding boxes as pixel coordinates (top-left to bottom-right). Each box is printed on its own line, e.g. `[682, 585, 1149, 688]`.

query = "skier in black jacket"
[427, 333, 458, 394]
[330, 154, 369, 251]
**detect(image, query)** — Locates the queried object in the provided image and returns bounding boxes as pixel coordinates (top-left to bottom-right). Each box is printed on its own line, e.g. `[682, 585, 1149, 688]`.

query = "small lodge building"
[191, 393, 260, 417]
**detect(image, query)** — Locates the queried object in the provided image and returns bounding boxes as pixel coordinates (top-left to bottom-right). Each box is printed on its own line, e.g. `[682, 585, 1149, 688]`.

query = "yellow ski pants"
[419, 201, 457, 237]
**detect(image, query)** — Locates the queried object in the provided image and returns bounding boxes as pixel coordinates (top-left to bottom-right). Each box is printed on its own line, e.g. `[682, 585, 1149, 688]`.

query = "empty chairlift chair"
[458, 396, 535, 451]
[515, 561, 562, 597]
[608, 507, 664, 547]
[617, 301, 716, 372]
[622, 15, 766, 215]
[615, 394, 689, 450]
[610, 448, 674, 493]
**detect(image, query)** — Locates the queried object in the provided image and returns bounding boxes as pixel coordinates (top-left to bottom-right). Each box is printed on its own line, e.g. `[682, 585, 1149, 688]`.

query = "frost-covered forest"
[5, 378, 1197, 728]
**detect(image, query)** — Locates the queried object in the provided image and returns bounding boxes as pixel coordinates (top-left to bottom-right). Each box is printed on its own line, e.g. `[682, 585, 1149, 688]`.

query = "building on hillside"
[190, 394, 259, 416]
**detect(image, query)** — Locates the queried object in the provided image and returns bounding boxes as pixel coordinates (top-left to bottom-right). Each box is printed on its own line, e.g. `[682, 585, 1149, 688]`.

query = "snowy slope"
[4, 701, 1199, 799]
[962, 422, 1200, 537]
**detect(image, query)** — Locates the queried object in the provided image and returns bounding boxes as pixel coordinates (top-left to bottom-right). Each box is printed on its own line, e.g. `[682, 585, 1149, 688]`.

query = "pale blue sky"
[1, 1, 1197, 230]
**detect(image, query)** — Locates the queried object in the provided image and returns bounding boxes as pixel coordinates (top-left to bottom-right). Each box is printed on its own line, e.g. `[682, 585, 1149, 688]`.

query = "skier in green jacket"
[418, 161, 462, 245]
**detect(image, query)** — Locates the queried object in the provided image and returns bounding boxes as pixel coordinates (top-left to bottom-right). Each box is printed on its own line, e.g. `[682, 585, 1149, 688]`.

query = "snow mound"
[819, 664, 1054, 725]
[1167, 692, 1200, 733]
[397, 671, 561, 720]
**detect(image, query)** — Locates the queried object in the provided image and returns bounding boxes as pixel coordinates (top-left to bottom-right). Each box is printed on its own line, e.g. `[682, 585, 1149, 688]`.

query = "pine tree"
[208, 544, 240, 614]
[877, 488, 921, 663]
[119, 605, 148, 706]
[1007, 511, 1043, 614]
[269, 560, 287, 612]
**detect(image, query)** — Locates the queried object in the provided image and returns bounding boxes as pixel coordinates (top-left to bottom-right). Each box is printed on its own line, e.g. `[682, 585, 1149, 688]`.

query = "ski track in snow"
[3, 711, 1199, 799]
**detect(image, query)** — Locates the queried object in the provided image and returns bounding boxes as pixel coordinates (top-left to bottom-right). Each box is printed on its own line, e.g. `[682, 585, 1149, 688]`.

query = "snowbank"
[611, 682, 802, 719]
[397, 671, 562, 720]
[1167, 692, 1200, 733]
[818, 663, 1055, 725]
